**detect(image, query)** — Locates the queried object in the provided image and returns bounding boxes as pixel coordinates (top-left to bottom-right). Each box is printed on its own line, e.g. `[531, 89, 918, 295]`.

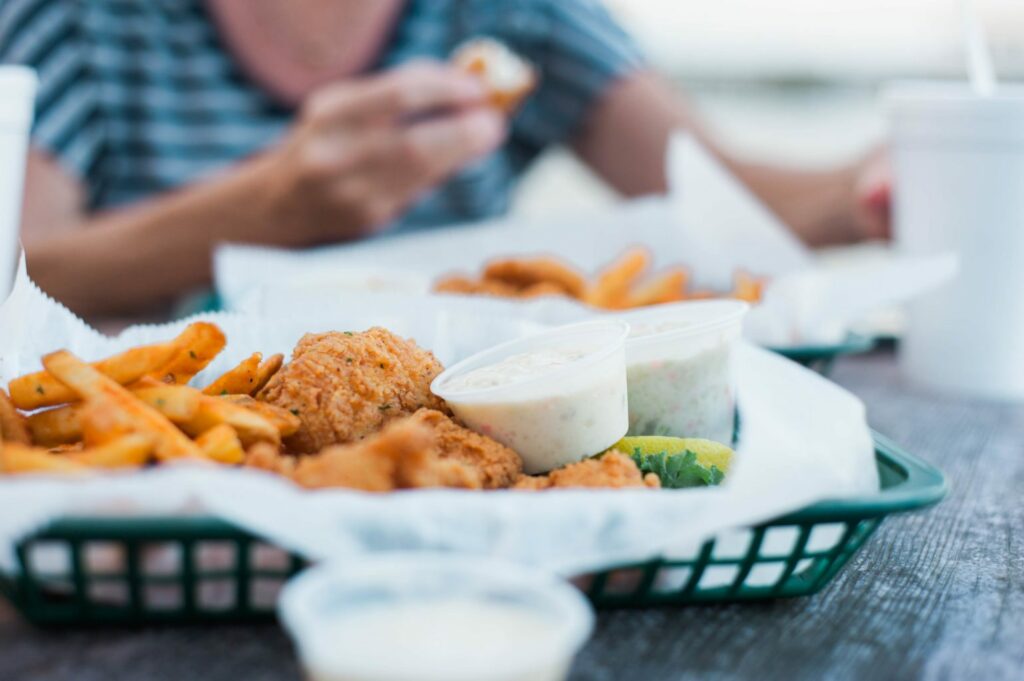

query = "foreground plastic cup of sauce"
[616, 300, 748, 442]
[432, 320, 630, 474]
[279, 553, 595, 681]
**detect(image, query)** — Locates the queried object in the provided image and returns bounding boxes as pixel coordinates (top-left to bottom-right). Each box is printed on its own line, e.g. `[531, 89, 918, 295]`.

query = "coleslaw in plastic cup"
[431, 320, 630, 474]
[279, 553, 595, 681]
[615, 300, 748, 442]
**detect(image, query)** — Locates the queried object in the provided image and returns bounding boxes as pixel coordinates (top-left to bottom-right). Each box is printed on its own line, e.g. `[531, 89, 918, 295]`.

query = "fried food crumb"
[513, 451, 661, 490]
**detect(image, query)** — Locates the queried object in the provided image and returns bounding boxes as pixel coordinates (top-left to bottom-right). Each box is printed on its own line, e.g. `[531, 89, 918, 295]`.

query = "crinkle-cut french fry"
[482, 257, 588, 297]
[145, 322, 227, 385]
[132, 383, 202, 422]
[202, 353, 262, 396]
[219, 394, 300, 437]
[584, 247, 650, 309]
[433, 274, 479, 294]
[250, 354, 283, 395]
[27, 404, 84, 447]
[181, 395, 280, 447]
[195, 424, 244, 465]
[42, 350, 202, 460]
[0, 388, 31, 445]
[29, 382, 202, 447]
[626, 268, 689, 308]
[0, 443, 90, 475]
[68, 434, 154, 469]
[8, 340, 181, 410]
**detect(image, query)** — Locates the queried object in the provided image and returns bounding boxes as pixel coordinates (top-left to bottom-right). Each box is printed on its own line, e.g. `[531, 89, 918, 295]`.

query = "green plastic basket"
[770, 334, 877, 375]
[0, 432, 945, 626]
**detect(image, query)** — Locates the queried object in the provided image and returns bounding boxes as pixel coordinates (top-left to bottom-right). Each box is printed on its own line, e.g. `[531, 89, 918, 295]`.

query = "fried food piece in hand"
[258, 329, 448, 453]
[513, 451, 660, 490]
[407, 409, 521, 489]
[483, 257, 587, 298]
[292, 417, 481, 492]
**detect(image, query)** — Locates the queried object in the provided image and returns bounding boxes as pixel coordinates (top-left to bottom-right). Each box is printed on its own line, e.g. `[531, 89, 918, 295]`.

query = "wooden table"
[3, 349, 1022, 681]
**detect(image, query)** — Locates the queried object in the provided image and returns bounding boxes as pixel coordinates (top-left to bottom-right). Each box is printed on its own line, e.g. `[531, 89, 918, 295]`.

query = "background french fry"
[43, 351, 203, 460]
[27, 404, 84, 446]
[68, 434, 154, 469]
[250, 354, 284, 395]
[626, 268, 688, 307]
[584, 248, 650, 309]
[8, 340, 180, 410]
[202, 353, 262, 396]
[195, 424, 245, 465]
[146, 322, 226, 385]
[0, 388, 31, 445]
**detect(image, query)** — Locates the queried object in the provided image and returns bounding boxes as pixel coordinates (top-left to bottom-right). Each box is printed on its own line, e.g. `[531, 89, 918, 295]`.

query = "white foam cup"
[888, 81, 1024, 400]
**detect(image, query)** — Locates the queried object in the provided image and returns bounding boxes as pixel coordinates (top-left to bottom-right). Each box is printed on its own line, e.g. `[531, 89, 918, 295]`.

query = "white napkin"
[0, 260, 878, 574]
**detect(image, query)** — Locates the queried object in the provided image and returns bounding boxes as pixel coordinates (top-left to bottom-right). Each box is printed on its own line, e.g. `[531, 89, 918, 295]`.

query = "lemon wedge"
[613, 436, 734, 474]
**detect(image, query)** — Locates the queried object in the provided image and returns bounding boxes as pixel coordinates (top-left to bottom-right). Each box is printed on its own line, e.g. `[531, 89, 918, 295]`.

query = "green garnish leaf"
[289, 408, 300, 416]
[188, 350, 197, 359]
[629, 448, 724, 489]
[378, 403, 391, 412]
[35, 385, 44, 395]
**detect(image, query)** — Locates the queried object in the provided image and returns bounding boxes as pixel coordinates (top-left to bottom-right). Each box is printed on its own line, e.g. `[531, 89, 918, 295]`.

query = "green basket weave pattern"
[0, 432, 945, 626]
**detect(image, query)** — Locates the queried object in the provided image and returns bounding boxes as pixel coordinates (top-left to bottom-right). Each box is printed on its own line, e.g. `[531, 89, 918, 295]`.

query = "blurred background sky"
[513, 0, 1024, 216]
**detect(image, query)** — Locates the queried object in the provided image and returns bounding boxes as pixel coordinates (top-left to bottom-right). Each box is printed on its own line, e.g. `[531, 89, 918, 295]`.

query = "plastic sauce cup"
[615, 300, 748, 442]
[431, 320, 630, 474]
[279, 553, 595, 681]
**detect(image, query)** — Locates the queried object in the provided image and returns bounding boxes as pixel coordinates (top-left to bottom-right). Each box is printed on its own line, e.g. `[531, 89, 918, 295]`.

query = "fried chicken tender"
[408, 409, 521, 489]
[257, 329, 448, 453]
[291, 417, 481, 492]
[513, 451, 661, 490]
[482, 257, 587, 298]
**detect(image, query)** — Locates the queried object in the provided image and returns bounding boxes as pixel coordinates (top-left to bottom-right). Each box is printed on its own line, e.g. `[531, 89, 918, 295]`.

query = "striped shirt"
[0, 0, 643, 233]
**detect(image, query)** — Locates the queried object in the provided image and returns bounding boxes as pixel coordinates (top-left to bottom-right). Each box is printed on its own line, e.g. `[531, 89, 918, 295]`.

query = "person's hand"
[254, 60, 505, 245]
[852, 147, 892, 241]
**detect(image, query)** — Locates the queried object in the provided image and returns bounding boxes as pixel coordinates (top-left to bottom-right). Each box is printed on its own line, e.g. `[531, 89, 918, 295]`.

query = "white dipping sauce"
[435, 327, 630, 474]
[444, 347, 592, 391]
[302, 598, 572, 681]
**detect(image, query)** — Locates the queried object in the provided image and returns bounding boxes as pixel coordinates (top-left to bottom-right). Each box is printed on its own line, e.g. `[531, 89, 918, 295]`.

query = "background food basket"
[0, 432, 945, 626]
[770, 334, 877, 375]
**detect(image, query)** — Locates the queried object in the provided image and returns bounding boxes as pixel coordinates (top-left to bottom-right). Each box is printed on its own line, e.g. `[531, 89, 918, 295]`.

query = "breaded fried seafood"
[258, 328, 448, 453]
[514, 451, 661, 490]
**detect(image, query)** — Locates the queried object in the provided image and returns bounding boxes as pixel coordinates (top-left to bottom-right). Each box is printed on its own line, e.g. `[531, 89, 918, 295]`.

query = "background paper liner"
[0, 257, 878, 575]
[214, 136, 956, 346]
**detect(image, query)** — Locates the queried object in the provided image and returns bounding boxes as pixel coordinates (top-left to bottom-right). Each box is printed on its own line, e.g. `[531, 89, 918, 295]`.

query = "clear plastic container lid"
[279, 553, 594, 681]
[615, 300, 748, 354]
[431, 319, 629, 403]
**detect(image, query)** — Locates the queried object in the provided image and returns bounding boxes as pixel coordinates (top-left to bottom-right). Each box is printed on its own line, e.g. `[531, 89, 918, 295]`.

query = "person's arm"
[572, 71, 890, 246]
[21, 61, 505, 318]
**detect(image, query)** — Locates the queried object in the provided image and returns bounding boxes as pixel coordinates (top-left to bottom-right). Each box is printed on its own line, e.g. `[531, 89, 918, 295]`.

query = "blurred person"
[0, 0, 889, 318]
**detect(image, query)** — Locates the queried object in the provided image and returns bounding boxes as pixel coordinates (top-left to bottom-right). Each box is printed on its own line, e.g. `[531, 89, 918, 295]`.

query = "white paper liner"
[0, 256, 878, 575]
